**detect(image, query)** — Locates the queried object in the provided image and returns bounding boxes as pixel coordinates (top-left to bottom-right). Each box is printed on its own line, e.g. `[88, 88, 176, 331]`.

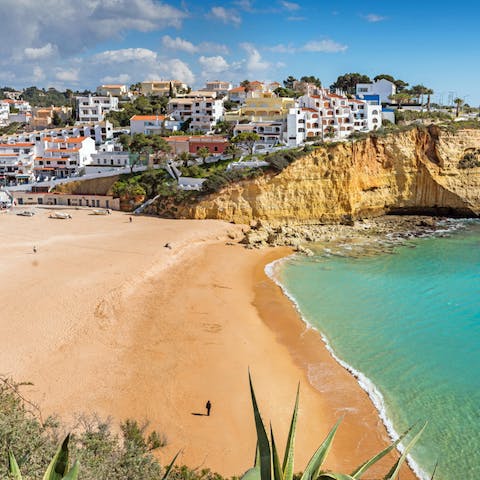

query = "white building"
[167, 97, 224, 132]
[287, 90, 382, 146]
[356, 78, 396, 104]
[5, 122, 113, 146]
[35, 136, 96, 178]
[96, 84, 128, 97]
[130, 115, 181, 135]
[76, 95, 119, 123]
[233, 121, 285, 148]
[203, 81, 232, 97]
[86, 151, 130, 174]
[0, 142, 36, 185]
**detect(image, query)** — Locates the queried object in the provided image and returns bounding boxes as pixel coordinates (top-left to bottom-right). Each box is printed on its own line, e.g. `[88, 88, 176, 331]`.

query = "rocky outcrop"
[149, 126, 480, 224]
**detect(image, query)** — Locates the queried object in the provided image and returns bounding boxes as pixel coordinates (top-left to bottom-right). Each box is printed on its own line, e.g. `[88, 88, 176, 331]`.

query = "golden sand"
[0, 209, 414, 478]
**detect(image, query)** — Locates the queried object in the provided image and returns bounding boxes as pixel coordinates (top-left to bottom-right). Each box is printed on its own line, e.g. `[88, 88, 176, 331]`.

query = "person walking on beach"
[206, 400, 212, 416]
[33, 245, 37, 254]
[129, 216, 133, 223]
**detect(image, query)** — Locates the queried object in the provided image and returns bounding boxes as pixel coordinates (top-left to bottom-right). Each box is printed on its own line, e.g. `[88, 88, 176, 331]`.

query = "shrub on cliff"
[459, 152, 480, 169]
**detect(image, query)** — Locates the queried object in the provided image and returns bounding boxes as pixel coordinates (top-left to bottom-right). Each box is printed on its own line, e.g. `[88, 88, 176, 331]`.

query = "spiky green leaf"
[282, 384, 299, 480]
[242, 466, 261, 480]
[161, 451, 180, 480]
[61, 461, 79, 480]
[384, 422, 427, 480]
[351, 425, 415, 478]
[43, 434, 71, 480]
[8, 450, 23, 480]
[249, 372, 272, 480]
[300, 418, 342, 480]
[271, 425, 283, 480]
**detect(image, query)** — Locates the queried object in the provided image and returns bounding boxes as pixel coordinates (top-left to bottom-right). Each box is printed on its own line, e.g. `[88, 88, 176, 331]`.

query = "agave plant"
[8, 434, 79, 480]
[243, 372, 428, 480]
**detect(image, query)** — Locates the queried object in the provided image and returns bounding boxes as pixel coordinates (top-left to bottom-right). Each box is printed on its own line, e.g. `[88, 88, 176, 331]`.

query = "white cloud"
[162, 35, 197, 54]
[363, 13, 387, 23]
[240, 43, 270, 74]
[302, 40, 348, 53]
[209, 6, 241, 25]
[55, 68, 79, 83]
[24, 43, 58, 60]
[33, 66, 45, 82]
[267, 44, 296, 54]
[101, 73, 131, 84]
[287, 16, 305, 21]
[234, 0, 254, 11]
[160, 59, 195, 85]
[199, 42, 230, 55]
[0, 0, 186, 57]
[280, 1, 300, 11]
[198, 55, 230, 76]
[94, 48, 157, 63]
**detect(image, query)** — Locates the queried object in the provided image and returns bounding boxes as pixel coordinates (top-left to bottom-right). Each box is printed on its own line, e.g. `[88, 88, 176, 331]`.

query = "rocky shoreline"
[241, 215, 465, 254]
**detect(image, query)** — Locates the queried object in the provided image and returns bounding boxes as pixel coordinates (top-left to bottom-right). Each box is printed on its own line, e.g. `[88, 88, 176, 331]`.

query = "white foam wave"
[265, 256, 430, 480]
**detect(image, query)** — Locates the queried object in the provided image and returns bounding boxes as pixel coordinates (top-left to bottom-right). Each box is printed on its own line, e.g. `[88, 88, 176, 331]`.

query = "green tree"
[373, 74, 396, 83]
[175, 151, 194, 167]
[214, 120, 234, 136]
[300, 75, 322, 88]
[51, 111, 63, 127]
[454, 97, 464, 117]
[283, 76, 297, 89]
[231, 132, 260, 155]
[196, 147, 210, 163]
[394, 79, 409, 92]
[274, 87, 297, 98]
[150, 135, 172, 165]
[330, 73, 371, 95]
[224, 143, 242, 160]
[240, 79, 252, 92]
[389, 92, 413, 107]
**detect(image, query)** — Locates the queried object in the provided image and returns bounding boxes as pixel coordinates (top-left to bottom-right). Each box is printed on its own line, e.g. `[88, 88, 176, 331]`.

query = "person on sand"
[129, 216, 132, 223]
[206, 400, 211, 416]
[33, 245, 37, 254]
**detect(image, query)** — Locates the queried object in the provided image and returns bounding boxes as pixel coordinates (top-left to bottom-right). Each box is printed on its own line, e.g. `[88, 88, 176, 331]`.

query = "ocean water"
[269, 221, 480, 480]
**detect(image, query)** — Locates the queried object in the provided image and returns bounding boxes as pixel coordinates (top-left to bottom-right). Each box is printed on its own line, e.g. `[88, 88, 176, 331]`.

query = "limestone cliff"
[150, 126, 480, 224]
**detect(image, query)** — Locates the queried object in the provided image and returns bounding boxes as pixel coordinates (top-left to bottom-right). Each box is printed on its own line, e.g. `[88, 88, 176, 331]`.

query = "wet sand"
[0, 208, 414, 478]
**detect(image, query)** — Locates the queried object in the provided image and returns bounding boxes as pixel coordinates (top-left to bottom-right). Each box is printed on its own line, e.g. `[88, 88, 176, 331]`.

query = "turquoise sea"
[269, 221, 480, 480]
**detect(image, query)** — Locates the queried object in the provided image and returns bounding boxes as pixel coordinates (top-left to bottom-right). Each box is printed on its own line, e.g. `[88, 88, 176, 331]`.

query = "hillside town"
[0, 75, 476, 209]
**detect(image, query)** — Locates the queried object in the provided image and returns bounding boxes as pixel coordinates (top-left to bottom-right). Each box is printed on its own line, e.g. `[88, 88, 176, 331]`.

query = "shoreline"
[252, 249, 417, 479]
[262, 253, 425, 479]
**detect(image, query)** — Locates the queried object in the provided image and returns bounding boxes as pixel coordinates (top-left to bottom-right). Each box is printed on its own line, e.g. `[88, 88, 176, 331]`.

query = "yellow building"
[140, 80, 188, 96]
[241, 92, 295, 121]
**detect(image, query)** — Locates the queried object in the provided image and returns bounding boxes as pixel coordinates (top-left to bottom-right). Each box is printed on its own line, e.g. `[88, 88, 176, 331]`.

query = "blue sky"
[0, 0, 478, 105]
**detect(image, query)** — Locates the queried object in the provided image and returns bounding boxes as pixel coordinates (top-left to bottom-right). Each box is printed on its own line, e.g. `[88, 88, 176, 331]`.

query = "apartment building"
[356, 78, 396, 104]
[233, 121, 285, 147]
[203, 80, 232, 97]
[167, 97, 223, 132]
[31, 106, 72, 130]
[227, 86, 248, 104]
[35, 136, 96, 178]
[165, 135, 228, 155]
[129, 115, 181, 135]
[6, 122, 113, 145]
[140, 80, 188, 96]
[241, 92, 295, 121]
[0, 142, 36, 185]
[287, 90, 382, 146]
[96, 84, 128, 97]
[76, 95, 119, 123]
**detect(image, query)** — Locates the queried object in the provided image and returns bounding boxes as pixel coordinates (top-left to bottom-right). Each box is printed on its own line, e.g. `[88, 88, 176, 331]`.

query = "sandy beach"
[0, 208, 414, 479]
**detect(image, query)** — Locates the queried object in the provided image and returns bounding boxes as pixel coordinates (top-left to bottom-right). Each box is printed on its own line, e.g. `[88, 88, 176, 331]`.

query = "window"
[359, 87, 369, 92]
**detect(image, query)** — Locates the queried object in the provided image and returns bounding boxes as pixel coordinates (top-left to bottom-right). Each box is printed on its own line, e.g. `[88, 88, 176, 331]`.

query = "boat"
[49, 211, 72, 219]
[16, 210, 35, 217]
[90, 209, 110, 215]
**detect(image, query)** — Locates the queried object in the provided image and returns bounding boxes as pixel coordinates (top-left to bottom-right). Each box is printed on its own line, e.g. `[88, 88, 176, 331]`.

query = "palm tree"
[425, 88, 434, 111]
[196, 146, 210, 164]
[453, 97, 464, 117]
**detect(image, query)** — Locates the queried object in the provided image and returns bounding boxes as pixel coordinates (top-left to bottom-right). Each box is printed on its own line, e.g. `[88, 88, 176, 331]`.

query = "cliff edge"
[149, 126, 480, 224]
